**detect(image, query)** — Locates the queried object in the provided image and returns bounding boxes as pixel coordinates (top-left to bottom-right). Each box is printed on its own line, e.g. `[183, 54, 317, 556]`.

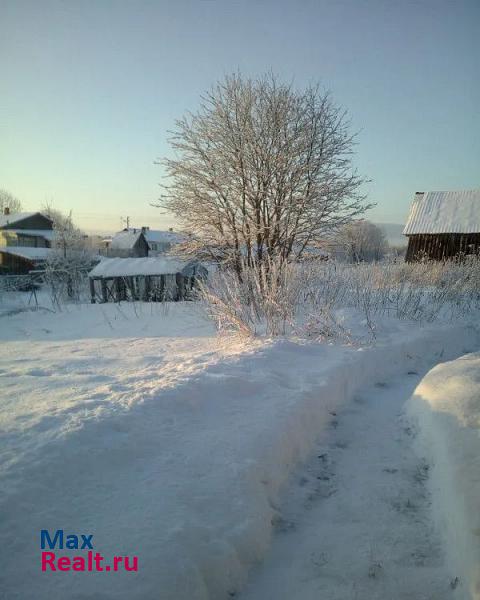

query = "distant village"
[0, 209, 185, 274]
[1, 188, 479, 304]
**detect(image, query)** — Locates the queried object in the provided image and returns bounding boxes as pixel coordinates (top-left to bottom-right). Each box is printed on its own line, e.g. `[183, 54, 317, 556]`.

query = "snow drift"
[408, 353, 480, 600]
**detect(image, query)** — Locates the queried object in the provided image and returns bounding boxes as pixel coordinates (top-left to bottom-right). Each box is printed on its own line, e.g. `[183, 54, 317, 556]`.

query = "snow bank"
[408, 353, 480, 599]
[0, 301, 479, 599]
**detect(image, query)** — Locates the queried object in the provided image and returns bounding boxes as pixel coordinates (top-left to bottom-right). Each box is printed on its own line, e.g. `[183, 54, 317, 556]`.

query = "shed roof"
[403, 190, 480, 235]
[89, 257, 189, 278]
[0, 246, 52, 261]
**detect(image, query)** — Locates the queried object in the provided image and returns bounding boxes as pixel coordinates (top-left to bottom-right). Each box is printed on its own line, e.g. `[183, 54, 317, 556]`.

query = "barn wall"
[406, 233, 480, 262]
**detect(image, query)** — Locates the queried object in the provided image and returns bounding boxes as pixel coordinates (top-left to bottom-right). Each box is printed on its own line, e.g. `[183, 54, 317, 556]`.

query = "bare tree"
[0, 189, 22, 214]
[157, 73, 371, 274]
[338, 220, 388, 262]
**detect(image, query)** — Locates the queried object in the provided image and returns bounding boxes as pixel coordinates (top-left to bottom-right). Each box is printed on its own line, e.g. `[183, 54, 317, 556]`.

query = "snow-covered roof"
[122, 228, 185, 245]
[403, 190, 480, 235]
[144, 230, 184, 244]
[89, 257, 189, 278]
[110, 230, 144, 250]
[4, 229, 55, 241]
[0, 246, 52, 261]
[0, 212, 41, 228]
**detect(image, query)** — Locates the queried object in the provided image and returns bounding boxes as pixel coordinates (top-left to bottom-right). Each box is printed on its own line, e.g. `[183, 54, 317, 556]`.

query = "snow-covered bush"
[200, 257, 480, 338]
[199, 257, 302, 336]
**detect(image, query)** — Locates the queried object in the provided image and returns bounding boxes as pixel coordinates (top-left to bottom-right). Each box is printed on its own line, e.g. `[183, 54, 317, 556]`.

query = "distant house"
[404, 190, 480, 261]
[0, 209, 54, 274]
[88, 256, 207, 303]
[107, 229, 149, 258]
[138, 227, 185, 255]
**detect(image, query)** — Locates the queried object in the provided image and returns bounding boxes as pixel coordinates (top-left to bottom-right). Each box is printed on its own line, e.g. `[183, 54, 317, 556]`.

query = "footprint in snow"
[25, 368, 52, 377]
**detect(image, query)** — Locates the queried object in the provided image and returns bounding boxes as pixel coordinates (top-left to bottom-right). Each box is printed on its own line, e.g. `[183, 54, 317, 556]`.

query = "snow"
[408, 353, 480, 599]
[0, 246, 52, 260]
[403, 190, 480, 235]
[242, 372, 450, 599]
[89, 256, 189, 277]
[0, 294, 478, 599]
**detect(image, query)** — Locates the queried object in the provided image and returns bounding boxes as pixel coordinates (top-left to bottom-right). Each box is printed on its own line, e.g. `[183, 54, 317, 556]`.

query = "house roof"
[89, 257, 189, 278]
[143, 230, 184, 244]
[0, 212, 45, 228]
[110, 230, 145, 250]
[0, 246, 52, 261]
[122, 228, 185, 245]
[403, 190, 480, 235]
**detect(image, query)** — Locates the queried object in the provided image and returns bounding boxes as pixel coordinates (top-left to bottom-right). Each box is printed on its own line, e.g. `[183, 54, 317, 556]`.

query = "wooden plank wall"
[406, 233, 480, 262]
[89, 274, 197, 303]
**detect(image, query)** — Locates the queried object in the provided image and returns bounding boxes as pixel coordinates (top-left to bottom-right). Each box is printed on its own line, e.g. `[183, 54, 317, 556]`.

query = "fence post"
[89, 278, 96, 303]
[101, 278, 108, 303]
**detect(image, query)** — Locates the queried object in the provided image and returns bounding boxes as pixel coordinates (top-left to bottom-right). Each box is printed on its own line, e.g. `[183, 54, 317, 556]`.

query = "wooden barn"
[404, 190, 480, 261]
[88, 257, 207, 303]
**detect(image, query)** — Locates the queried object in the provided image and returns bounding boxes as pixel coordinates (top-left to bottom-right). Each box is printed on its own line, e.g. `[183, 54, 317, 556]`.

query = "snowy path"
[241, 371, 455, 600]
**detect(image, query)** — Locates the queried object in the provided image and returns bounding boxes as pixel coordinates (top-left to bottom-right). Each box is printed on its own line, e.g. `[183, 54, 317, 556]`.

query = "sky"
[1, 0, 479, 233]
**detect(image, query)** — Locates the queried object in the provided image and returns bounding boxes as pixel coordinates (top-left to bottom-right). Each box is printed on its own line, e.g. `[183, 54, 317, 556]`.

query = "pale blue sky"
[1, 0, 479, 232]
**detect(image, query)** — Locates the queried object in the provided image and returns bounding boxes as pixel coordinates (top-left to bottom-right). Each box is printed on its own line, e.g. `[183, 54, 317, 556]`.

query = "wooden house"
[88, 257, 207, 303]
[404, 190, 480, 261]
[0, 210, 54, 274]
[104, 229, 149, 258]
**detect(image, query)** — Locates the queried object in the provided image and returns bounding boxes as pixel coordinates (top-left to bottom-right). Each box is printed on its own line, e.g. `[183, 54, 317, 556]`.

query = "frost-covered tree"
[339, 220, 388, 263]
[0, 189, 22, 214]
[158, 73, 371, 274]
[43, 205, 86, 257]
[42, 205, 92, 303]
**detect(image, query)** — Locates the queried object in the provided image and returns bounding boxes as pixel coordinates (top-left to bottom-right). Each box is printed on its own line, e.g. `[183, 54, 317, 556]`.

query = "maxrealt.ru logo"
[41, 530, 138, 572]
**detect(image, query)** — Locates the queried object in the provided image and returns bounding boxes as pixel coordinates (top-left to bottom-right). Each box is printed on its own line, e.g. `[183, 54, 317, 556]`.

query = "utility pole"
[121, 216, 130, 230]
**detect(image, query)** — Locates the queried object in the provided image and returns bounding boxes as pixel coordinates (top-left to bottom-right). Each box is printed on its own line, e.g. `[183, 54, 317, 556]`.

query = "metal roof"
[403, 190, 480, 235]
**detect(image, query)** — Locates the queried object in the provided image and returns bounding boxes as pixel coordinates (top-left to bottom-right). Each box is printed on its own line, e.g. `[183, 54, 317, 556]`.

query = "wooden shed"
[88, 257, 207, 303]
[0, 247, 52, 275]
[404, 190, 480, 261]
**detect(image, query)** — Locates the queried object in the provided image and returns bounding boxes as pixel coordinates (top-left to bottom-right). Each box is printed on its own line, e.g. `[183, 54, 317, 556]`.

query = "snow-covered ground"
[0, 293, 479, 599]
[408, 354, 480, 600]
